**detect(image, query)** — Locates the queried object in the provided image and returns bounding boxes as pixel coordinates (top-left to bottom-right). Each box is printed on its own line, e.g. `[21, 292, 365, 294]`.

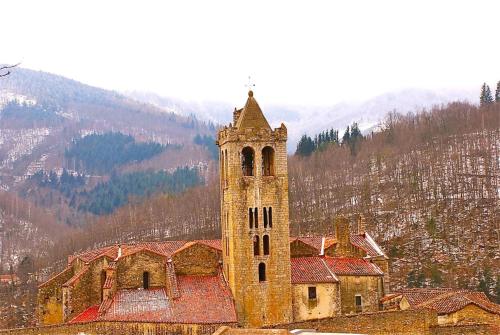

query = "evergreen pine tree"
[295, 135, 315, 156]
[342, 126, 350, 145]
[496, 81, 500, 102]
[480, 83, 494, 107]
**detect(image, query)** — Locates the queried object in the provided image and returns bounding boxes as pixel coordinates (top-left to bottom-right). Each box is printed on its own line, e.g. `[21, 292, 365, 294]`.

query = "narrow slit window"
[268, 207, 272, 228]
[263, 235, 270, 255]
[263, 207, 268, 228]
[143, 272, 150, 289]
[355, 295, 362, 312]
[249, 208, 253, 229]
[254, 207, 258, 228]
[253, 235, 260, 256]
[258, 263, 266, 282]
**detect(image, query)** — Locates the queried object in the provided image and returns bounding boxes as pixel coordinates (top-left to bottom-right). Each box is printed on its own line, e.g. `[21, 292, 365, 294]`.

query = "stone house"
[381, 288, 500, 325]
[36, 91, 389, 329]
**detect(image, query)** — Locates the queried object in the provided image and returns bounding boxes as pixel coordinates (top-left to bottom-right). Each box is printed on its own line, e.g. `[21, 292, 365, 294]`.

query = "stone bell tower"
[216, 90, 292, 327]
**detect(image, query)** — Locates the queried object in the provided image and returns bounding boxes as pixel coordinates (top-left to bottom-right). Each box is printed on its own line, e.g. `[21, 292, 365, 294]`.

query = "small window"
[241, 147, 255, 176]
[258, 263, 266, 282]
[263, 235, 270, 255]
[262, 146, 275, 176]
[224, 149, 228, 182]
[249, 208, 253, 229]
[355, 295, 362, 312]
[100, 270, 107, 302]
[268, 207, 272, 228]
[308, 287, 317, 300]
[263, 207, 268, 228]
[254, 207, 259, 228]
[220, 150, 225, 185]
[143, 272, 150, 289]
[253, 235, 260, 256]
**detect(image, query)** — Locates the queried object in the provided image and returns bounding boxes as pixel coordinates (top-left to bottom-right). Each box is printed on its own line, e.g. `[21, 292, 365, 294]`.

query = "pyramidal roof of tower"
[235, 90, 271, 130]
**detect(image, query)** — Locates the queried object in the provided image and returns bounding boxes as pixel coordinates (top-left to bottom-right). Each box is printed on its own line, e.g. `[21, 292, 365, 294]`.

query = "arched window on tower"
[268, 207, 272, 228]
[249, 208, 254, 229]
[262, 146, 275, 176]
[241, 147, 255, 176]
[253, 235, 260, 256]
[258, 263, 266, 282]
[263, 235, 270, 255]
[143, 271, 150, 289]
[263, 207, 268, 228]
[254, 207, 259, 228]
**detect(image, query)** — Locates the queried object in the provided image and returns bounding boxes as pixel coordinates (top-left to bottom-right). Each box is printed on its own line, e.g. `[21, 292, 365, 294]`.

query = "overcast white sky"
[2, 0, 500, 105]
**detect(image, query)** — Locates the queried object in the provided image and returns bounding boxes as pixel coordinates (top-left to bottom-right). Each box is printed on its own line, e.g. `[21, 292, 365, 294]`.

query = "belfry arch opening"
[241, 147, 255, 176]
[262, 146, 275, 176]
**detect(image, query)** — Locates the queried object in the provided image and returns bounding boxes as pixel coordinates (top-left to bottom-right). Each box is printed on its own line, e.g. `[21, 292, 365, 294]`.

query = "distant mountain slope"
[0, 67, 213, 190]
[126, 88, 477, 150]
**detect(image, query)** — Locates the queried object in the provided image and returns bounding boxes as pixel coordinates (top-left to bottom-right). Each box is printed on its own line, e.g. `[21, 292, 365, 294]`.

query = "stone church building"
[37, 91, 389, 329]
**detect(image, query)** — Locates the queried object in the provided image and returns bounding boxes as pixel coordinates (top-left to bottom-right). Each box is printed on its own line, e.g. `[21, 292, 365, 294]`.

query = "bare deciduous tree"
[0, 63, 20, 77]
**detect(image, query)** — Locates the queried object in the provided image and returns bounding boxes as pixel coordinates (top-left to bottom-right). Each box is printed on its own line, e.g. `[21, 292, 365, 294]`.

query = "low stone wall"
[430, 324, 499, 335]
[0, 321, 237, 335]
[271, 309, 438, 335]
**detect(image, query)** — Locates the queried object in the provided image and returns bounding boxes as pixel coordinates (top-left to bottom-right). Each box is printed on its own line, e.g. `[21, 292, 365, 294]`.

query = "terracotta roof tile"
[100, 275, 237, 324]
[410, 289, 500, 315]
[323, 257, 384, 276]
[291, 257, 338, 284]
[69, 305, 100, 323]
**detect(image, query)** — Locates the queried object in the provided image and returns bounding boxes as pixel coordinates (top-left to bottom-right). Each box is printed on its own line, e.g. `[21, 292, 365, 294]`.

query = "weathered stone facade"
[291, 283, 340, 321]
[217, 91, 293, 327]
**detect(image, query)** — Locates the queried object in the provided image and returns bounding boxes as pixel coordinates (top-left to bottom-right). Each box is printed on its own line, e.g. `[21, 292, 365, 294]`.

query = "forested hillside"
[48, 102, 499, 302]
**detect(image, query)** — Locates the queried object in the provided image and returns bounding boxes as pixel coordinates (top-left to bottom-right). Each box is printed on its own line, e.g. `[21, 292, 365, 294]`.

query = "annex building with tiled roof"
[381, 288, 500, 325]
[35, 91, 390, 333]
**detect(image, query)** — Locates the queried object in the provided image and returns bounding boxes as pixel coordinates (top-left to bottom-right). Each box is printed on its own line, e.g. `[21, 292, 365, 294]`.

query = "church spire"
[235, 91, 271, 130]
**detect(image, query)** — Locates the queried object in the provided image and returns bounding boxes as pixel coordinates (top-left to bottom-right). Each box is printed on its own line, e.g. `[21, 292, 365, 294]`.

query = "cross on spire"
[245, 76, 255, 92]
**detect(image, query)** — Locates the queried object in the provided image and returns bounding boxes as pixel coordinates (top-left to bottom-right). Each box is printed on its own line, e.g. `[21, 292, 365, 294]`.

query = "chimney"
[358, 214, 367, 235]
[115, 244, 122, 261]
[335, 216, 350, 250]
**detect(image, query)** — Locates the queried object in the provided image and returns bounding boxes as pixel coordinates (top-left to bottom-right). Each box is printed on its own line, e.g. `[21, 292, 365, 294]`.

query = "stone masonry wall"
[37, 267, 74, 325]
[271, 309, 438, 335]
[0, 321, 237, 335]
[337, 275, 383, 314]
[172, 243, 221, 276]
[430, 324, 499, 335]
[116, 251, 166, 289]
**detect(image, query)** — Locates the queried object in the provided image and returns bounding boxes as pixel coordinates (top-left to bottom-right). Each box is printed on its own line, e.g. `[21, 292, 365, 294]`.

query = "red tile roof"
[395, 288, 500, 315]
[169, 275, 237, 324]
[100, 275, 237, 324]
[103, 288, 173, 322]
[350, 233, 386, 258]
[291, 257, 338, 284]
[395, 288, 457, 306]
[69, 305, 100, 323]
[323, 257, 384, 276]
